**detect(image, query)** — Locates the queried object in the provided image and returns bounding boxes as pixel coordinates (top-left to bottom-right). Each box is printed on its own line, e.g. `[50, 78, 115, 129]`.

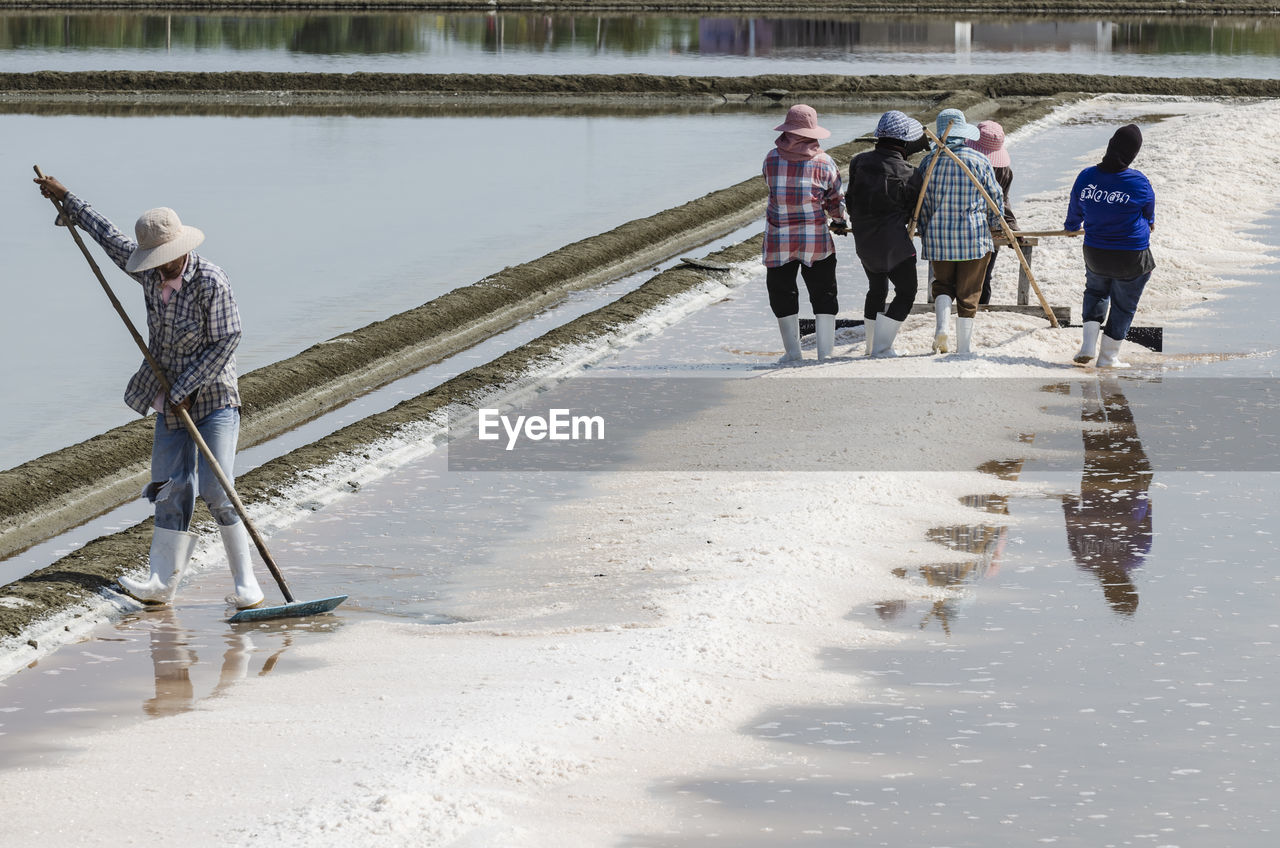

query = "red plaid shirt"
[761, 149, 846, 268]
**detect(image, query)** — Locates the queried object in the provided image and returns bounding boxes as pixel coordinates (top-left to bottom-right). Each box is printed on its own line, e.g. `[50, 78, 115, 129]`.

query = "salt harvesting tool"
[34, 165, 347, 624]
[920, 127, 1060, 329]
[908, 119, 953, 239]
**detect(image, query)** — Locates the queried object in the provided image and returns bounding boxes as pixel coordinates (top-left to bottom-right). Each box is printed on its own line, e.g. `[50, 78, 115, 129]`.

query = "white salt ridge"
[0, 95, 1278, 847]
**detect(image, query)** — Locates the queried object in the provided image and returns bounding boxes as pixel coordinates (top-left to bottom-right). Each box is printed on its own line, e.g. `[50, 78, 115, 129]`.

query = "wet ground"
[614, 214, 1280, 845]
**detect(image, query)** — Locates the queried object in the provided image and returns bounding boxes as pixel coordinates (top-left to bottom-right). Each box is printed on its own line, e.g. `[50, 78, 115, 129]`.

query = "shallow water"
[617, 182, 1280, 848]
[626, 468, 1280, 846]
[2, 13, 1279, 77]
[1, 107, 878, 470]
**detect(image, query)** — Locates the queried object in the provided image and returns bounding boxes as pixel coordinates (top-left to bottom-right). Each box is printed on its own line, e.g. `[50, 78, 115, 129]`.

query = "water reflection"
[879, 491, 1011, 635]
[1, 12, 1276, 63]
[1058, 378, 1153, 617]
[143, 609, 290, 719]
[877, 452, 1023, 635]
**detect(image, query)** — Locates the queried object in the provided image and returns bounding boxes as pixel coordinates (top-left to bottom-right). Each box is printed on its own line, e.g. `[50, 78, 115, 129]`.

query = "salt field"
[2, 93, 1279, 846]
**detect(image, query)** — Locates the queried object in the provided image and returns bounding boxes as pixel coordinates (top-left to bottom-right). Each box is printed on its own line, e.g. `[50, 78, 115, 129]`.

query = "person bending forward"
[34, 175, 265, 610]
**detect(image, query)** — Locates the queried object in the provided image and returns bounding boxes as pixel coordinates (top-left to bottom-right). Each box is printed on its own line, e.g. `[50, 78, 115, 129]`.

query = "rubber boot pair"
[777, 314, 837, 363]
[118, 522, 264, 609]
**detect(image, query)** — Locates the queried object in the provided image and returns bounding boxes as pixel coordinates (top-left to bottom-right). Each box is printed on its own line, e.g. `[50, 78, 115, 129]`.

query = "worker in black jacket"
[847, 111, 929, 357]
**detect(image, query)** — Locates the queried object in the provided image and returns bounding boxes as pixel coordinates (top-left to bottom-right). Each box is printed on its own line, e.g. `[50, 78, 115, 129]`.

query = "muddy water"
[3, 13, 1279, 78]
[1, 107, 878, 470]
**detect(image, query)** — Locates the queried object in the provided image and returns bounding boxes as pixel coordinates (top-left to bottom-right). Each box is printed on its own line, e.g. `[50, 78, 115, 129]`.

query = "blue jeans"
[1083, 269, 1152, 342]
[149, 406, 241, 532]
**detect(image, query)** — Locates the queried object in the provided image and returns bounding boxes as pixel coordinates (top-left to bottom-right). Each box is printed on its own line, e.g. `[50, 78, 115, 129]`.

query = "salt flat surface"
[1, 95, 1277, 847]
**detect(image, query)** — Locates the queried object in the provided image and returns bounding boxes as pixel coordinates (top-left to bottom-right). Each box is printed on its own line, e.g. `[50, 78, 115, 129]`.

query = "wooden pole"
[907, 120, 952, 239]
[919, 129, 1060, 328]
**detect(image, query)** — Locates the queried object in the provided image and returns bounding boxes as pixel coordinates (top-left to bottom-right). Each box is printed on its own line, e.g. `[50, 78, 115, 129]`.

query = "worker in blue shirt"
[1064, 124, 1156, 367]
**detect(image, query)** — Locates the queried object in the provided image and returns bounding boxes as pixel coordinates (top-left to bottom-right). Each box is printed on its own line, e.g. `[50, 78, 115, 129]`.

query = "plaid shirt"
[761, 149, 846, 268]
[915, 144, 1005, 262]
[63, 194, 241, 432]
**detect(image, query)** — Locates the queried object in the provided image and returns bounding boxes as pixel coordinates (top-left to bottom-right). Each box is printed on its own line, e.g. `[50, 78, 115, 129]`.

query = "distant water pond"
[2, 13, 1279, 77]
[0, 107, 879, 470]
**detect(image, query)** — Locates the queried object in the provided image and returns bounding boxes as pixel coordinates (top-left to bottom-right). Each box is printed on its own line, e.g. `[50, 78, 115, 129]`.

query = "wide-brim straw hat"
[125, 207, 205, 273]
[966, 120, 1011, 167]
[773, 104, 831, 140]
[936, 108, 981, 142]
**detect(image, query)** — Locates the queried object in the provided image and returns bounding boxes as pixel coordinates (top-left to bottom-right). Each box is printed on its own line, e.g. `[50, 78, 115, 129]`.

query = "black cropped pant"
[766, 254, 838, 318]
[862, 256, 918, 323]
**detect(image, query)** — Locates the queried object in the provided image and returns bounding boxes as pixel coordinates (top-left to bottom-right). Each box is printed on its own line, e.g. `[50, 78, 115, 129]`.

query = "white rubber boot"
[776, 315, 803, 364]
[815, 314, 836, 361]
[1075, 321, 1101, 364]
[871, 315, 903, 357]
[220, 521, 265, 610]
[955, 316, 975, 355]
[863, 318, 876, 356]
[933, 295, 952, 353]
[119, 527, 198, 605]
[1096, 334, 1130, 368]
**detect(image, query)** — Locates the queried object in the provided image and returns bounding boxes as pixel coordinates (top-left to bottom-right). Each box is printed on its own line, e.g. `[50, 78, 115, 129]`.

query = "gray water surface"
[1, 108, 878, 470]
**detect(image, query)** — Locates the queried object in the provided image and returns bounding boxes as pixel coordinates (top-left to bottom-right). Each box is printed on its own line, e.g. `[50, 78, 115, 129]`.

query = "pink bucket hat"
[773, 104, 831, 140]
[966, 120, 1011, 168]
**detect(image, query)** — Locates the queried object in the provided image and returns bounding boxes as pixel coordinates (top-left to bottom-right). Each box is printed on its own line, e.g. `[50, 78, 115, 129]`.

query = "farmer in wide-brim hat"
[761, 104, 849, 363]
[34, 174, 264, 611]
[915, 108, 1006, 356]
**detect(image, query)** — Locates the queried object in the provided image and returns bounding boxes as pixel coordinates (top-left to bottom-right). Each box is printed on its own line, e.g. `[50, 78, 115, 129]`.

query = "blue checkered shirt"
[915, 144, 1005, 262]
[63, 194, 241, 432]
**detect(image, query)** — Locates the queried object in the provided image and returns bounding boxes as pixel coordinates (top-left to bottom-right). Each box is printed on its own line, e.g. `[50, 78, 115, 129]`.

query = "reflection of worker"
[33, 175, 263, 610]
[143, 610, 283, 717]
[1060, 379, 1153, 616]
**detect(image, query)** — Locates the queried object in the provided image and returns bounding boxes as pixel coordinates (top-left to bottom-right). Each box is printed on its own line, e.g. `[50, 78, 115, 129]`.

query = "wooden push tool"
[34, 165, 347, 624]
[918, 128, 1060, 328]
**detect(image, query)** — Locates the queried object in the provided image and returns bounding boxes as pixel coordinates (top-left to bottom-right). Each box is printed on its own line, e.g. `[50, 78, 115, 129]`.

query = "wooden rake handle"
[33, 165, 295, 603]
[916, 132, 1060, 329]
[907, 119, 952, 239]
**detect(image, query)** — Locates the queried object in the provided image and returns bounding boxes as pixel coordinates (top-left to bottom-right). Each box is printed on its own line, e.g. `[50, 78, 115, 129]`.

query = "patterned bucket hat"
[873, 110, 924, 142]
[966, 120, 1011, 168]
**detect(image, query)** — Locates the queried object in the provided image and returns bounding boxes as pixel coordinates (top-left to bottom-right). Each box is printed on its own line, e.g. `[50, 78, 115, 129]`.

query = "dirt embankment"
[5, 72, 1280, 101]
[0, 88, 1056, 650]
[1, 1, 1277, 16]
